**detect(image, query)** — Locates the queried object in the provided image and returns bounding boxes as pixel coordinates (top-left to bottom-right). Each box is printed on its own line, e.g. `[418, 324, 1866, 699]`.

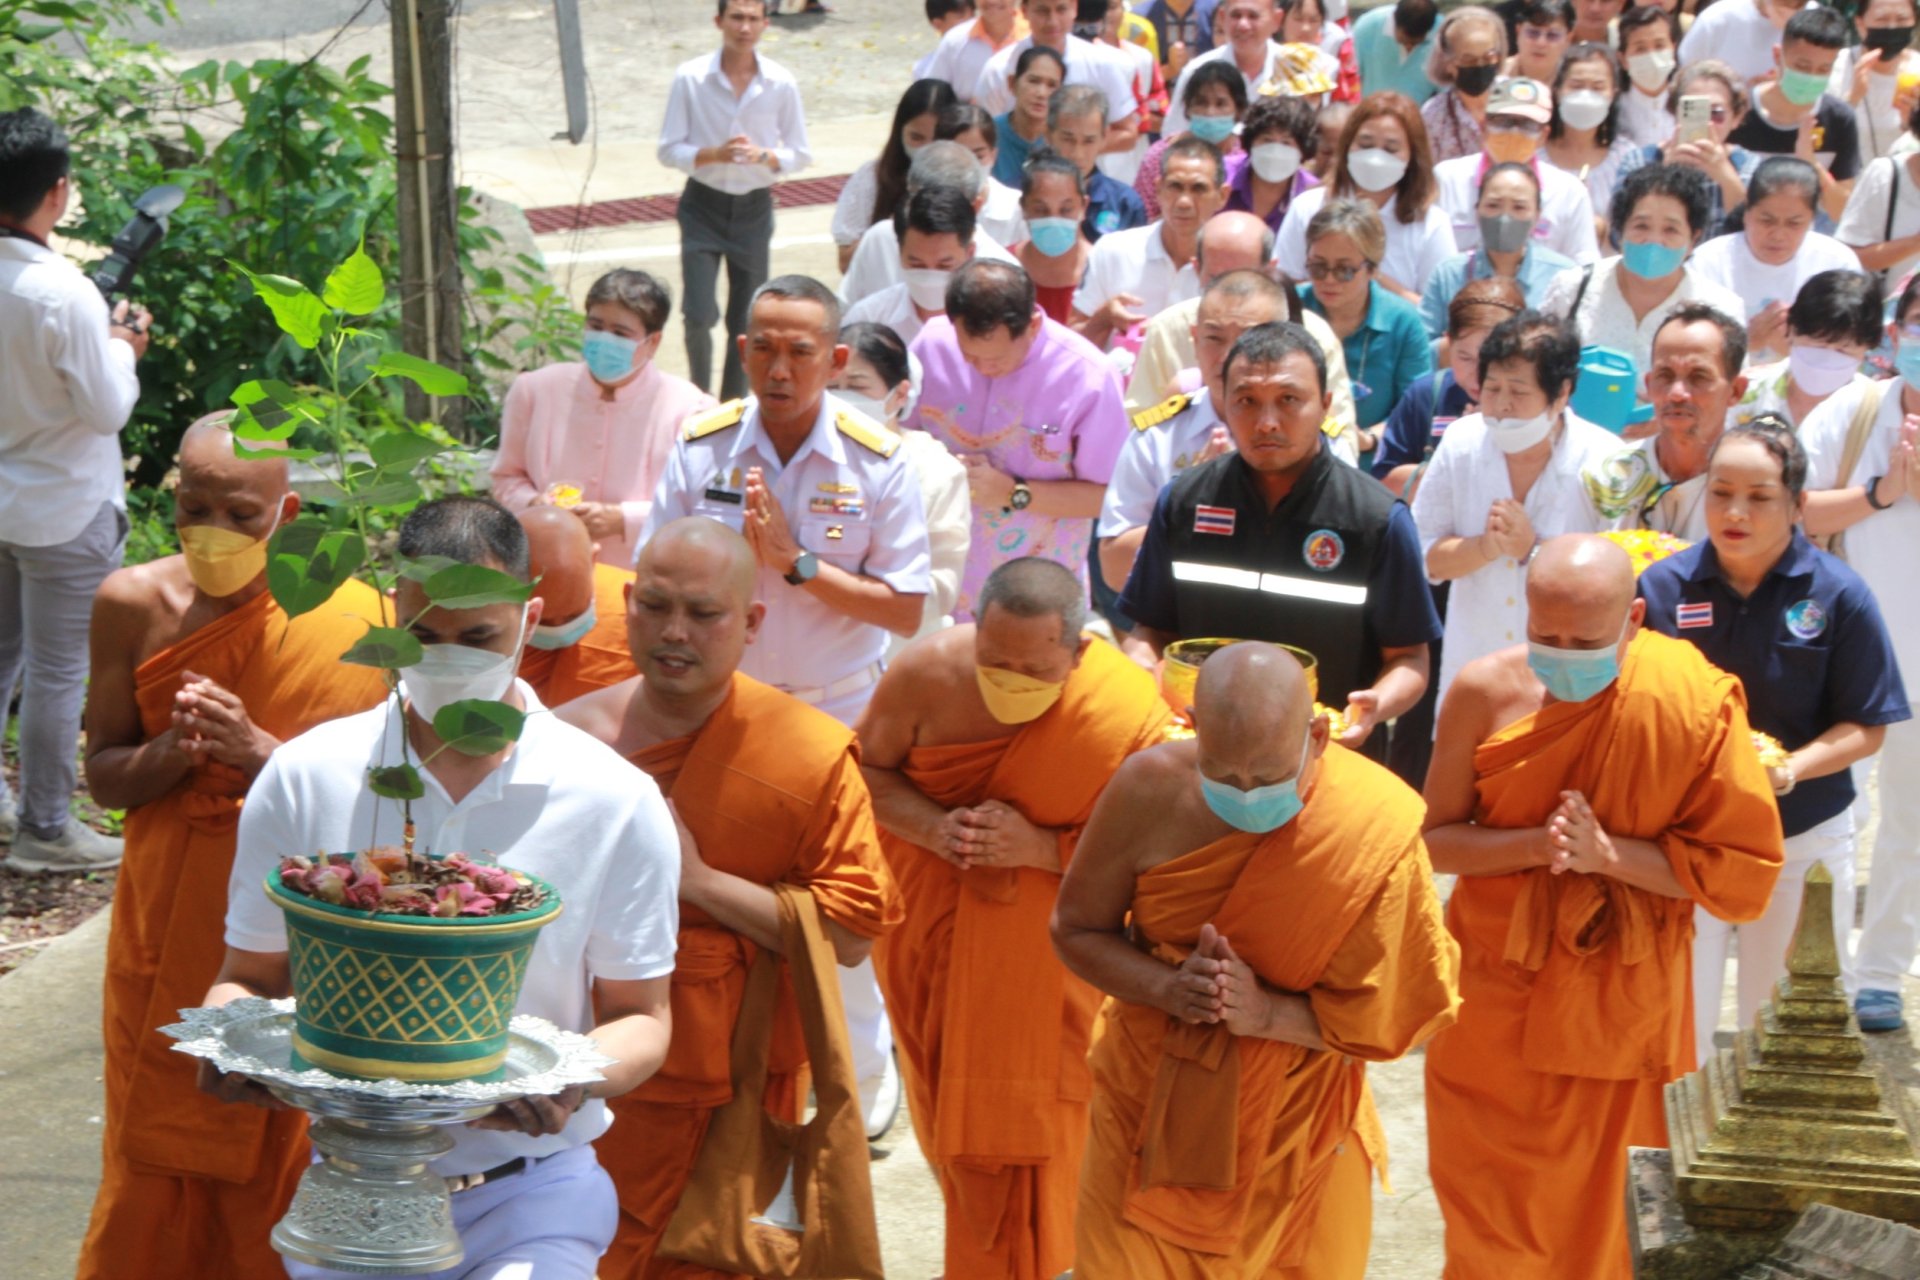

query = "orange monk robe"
[1075, 746, 1460, 1280]
[874, 637, 1173, 1280]
[596, 673, 901, 1280]
[76, 581, 391, 1280]
[519, 561, 638, 707]
[1425, 632, 1784, 1280]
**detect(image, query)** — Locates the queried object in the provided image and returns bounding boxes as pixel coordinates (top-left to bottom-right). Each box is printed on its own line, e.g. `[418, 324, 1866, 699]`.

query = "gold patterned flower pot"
[267, 868, 561, 1083]
[1160, 638, 1319, 715]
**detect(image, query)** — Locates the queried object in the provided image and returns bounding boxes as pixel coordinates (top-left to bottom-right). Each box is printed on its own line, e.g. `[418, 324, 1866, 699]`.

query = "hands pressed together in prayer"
[172, 670, 278, 777]
[742, 467, 804, 576]
[1480, 499, 1536, 564]
[1546, 790, 1617, 877]
[1879, 417, 1920, 506]
[931, 799, 1059, 872]
[1167, 923, 1272, 1038]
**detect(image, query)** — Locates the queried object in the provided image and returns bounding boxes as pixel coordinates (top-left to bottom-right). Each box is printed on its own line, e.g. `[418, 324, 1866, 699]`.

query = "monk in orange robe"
[857, 555, 1175, 1280]
[1054, 641, 1460, 1279]
[557, 516, 899, 1280]
[1423, 534, 1784, 1280]
[75, 416, 389, 1280]
[517, 504, 638, 705]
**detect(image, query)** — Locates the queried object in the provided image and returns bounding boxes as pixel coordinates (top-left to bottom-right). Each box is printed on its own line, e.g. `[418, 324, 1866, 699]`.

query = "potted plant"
[225, 242, 558, 1082]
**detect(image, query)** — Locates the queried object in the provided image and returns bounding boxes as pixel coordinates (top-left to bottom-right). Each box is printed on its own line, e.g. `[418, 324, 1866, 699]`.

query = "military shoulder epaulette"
[835, 407, 900, 457]
[1131, 392, 1192, 432]
[682, 399, 746, 441]
[1319, 416, 1348, 439]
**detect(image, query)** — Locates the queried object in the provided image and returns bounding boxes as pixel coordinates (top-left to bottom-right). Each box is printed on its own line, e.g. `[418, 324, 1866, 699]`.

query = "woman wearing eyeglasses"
[1618, 59, 1760, 233]
[1297, 198, 1434, 450]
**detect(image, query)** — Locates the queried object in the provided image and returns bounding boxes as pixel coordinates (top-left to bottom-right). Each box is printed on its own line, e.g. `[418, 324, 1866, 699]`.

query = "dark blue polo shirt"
[1084, 170, 1148, 242]
[1639, 532, 1911, 836]
[1371, 369, 1475, 481]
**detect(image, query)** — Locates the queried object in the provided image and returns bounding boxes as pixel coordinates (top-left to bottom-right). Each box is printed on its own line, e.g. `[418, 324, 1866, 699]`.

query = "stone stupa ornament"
[1666, 863, 1920, 1231]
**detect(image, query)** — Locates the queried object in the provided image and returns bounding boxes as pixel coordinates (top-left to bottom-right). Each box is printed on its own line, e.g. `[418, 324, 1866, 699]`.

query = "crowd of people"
[4, 0, 1920, 1276]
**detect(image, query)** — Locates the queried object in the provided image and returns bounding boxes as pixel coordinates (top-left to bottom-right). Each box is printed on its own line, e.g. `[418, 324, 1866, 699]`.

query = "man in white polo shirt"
[1163, 0, 1280, 135]
[922, 0, 1029, 95]
[1072, 135, 1224, 348]
[202, 495, 680, 1279]
[972, 0, 1141, 155]
[0, 107, 148, 875]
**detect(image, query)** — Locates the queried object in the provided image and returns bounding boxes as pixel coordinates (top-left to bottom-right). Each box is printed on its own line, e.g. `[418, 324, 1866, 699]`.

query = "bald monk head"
[1191, 642, 1327, 827]
[517, 505, 597, 633]
[972, 558, 1095, 722]
[1524, 534, 1645, 702]
[629, 517, 765, 705]
[174, 412, 298, 598]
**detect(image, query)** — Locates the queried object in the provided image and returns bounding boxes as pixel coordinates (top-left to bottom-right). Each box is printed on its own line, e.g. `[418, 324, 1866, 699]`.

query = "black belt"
[446, 1156, 527, 1194]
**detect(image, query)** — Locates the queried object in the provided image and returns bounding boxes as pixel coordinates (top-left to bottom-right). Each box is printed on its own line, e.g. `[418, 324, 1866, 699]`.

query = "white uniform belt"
[778, 660, 884, 705]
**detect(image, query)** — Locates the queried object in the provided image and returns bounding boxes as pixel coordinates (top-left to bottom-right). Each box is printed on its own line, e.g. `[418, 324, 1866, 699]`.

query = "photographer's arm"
[60, 290, 143, 434]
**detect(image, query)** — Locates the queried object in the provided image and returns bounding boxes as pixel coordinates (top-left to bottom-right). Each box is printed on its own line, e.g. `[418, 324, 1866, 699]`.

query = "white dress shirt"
[643, 392, 931, 691]
[224, 683, 681, 1176]
[840, 218, 1017, 306]
[1072, 222, 1202, 336]
[657, 51, 812, 194]
[832, 160, 883, 247]
[842, 282, 929, 347]
[973, 34, 1138, 123]
[1412, 410, 1621, 702]
[1164, 41, 1283, 136]
[0, 235, 138, 547]
[891, 428, 971, 654]
[1098, 387, 1227, 538]
[1435, 154, 1602, 264]
[1274, 186, 1459, 295]
[1540, 258, 1746, 390]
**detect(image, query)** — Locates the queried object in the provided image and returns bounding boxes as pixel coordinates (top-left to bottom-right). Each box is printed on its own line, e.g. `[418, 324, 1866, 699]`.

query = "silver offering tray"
[163, 998, 613, 1275]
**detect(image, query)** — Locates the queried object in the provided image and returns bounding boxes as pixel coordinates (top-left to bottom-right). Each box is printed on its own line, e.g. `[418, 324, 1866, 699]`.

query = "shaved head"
[172, 411, 298, 558]
[1193, 641, 1314, 770]
[628, 517, 765, 706]
[177, 412, 290, 498]
[1196, 210, 1277, 282]
[518, 506, 597, 626]
[638, 517, 758, 607]
[1527, 534, 1641, 651]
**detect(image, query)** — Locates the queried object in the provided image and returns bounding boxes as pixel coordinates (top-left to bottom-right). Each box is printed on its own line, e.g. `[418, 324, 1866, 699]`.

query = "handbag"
[657, 884, 884, 1280]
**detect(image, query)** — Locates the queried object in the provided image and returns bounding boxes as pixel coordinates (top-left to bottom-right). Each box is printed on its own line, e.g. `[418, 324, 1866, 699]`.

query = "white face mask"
[399, 607, 529, 723]
[1251, 141, 1304, 184]
[1558, 90, 1612, 131]
[903, 267, 954, 312]
[1485, 410, 1556, 454]
[836, 390, 900, 425]
[1627, 50, 1676, 94]
[1346, 147, 1409, 193]
[1787, 343, 1861, 397]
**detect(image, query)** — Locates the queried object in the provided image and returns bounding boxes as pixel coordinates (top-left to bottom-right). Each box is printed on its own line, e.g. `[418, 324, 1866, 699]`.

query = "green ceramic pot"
[266, 865, 562, 1083]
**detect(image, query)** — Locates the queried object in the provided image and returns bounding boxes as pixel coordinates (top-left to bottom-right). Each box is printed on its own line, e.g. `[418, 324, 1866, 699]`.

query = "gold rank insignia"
[1319, 416, 1348, 439]
[682, 399, 747, 441]
[1131, 392, 1192, 432]
[825, 524, 845, 540]
[818, 481, 859, 494]
[835, 408, 900, 457]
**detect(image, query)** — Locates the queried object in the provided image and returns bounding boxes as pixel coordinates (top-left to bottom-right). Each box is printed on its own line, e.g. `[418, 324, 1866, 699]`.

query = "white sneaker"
[7, 820, 123, 874]
[861, 1051, 903, 1141]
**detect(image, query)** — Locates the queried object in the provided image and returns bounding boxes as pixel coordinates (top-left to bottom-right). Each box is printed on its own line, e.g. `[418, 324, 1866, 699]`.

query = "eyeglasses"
[1305, 260, 1370, 282]
[1488, 119, 1547, 137]
[1520, 25, 1569, 41]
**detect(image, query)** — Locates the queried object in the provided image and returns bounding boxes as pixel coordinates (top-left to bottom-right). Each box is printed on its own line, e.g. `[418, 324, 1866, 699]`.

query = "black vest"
[1161, 448, 1399, 700]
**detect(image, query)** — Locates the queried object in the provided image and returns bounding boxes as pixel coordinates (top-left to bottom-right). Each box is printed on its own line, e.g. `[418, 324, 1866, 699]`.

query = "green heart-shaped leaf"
[367, 764, 426, 800]
[322, 243, 385, 315]
[431, 699, 527, 757]
[367, 429, 445, 470]
[372, 350, 469, 397]
[422, 563, 534, 609]
[341, 625, 423, 670]
[232, 264, 326, 349]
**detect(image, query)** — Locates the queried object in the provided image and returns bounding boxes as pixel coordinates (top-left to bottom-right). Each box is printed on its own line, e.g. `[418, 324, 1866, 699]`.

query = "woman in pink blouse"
[489, 269, 715, 568]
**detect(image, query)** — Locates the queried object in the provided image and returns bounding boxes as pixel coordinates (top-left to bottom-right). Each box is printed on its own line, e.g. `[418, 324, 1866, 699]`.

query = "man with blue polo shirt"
[1118, 321, 1440, 762]
[1351, 0, 1442, 104]
[1639, 414, 1911, 1061]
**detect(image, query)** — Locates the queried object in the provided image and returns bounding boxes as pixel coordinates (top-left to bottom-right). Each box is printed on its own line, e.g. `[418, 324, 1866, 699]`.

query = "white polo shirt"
[1274, 186, 1459, 296]
[842, 282, 928, 347]
[224, 683, 681, 1176]
[1434, 154, 1602, 265]
[973, 34, 1138, 123]
[1098, 387, 1227, 538]
[643, 392, 931, 691]
[0, 234, 139, 547]
[1071, 222, 1202, 336]
[922, 17, 1028, 101]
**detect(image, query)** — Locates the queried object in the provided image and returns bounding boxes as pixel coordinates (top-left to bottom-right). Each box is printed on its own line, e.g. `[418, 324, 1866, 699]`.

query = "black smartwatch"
[784, 550, 818, 586]
[1008, 481, 1033, 512]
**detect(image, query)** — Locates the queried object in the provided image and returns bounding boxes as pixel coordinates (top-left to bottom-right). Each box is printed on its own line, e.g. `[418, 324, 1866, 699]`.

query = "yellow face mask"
[179, 515, 278, 598]
[975, 664, 1067, 725]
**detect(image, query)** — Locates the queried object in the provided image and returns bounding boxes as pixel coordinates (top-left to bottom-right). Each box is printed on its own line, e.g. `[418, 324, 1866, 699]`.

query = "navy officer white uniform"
[642, 274, 930, 729]
[1098, 269, 1296, 593]
[1117, 320, 1440, 761]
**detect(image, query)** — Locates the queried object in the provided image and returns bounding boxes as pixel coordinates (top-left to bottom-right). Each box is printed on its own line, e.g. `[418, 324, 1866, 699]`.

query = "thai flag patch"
[1677, 601, 1714, 630]
[1194, 505, 1237, 536]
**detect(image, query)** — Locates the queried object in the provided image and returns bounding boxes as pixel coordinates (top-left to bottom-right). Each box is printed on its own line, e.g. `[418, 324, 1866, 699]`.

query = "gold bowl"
[1160, 638, 1319, 715]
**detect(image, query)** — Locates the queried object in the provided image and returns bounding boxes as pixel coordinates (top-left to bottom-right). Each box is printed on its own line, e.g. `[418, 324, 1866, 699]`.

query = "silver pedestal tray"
[164, 998, 613, 1276]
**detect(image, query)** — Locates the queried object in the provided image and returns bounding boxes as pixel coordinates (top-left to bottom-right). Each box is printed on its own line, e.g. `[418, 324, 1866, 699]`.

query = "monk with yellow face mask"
[855, 556, 1173, 1280]
[75, 414, 390, 1280]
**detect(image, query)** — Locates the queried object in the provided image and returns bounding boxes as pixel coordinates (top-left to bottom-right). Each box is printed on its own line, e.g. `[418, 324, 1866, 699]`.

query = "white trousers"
[1692, 811, 1856, 1063]
[1852, 712, 1920, 991]
[284, 1144, 617, 1280]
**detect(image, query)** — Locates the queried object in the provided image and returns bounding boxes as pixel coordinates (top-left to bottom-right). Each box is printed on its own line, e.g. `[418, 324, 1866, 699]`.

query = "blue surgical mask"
[582, 330, 640, 383]
[1028, 216, 1080, 258]
[1187, 112, 1237, 145]
[528, 600, 596, 651]
[1198, 723, 1313, 833]
[1620, 238, 1688, 281]
[1896, 341, 1920, 392]
[1527, 623, 1628, 704]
